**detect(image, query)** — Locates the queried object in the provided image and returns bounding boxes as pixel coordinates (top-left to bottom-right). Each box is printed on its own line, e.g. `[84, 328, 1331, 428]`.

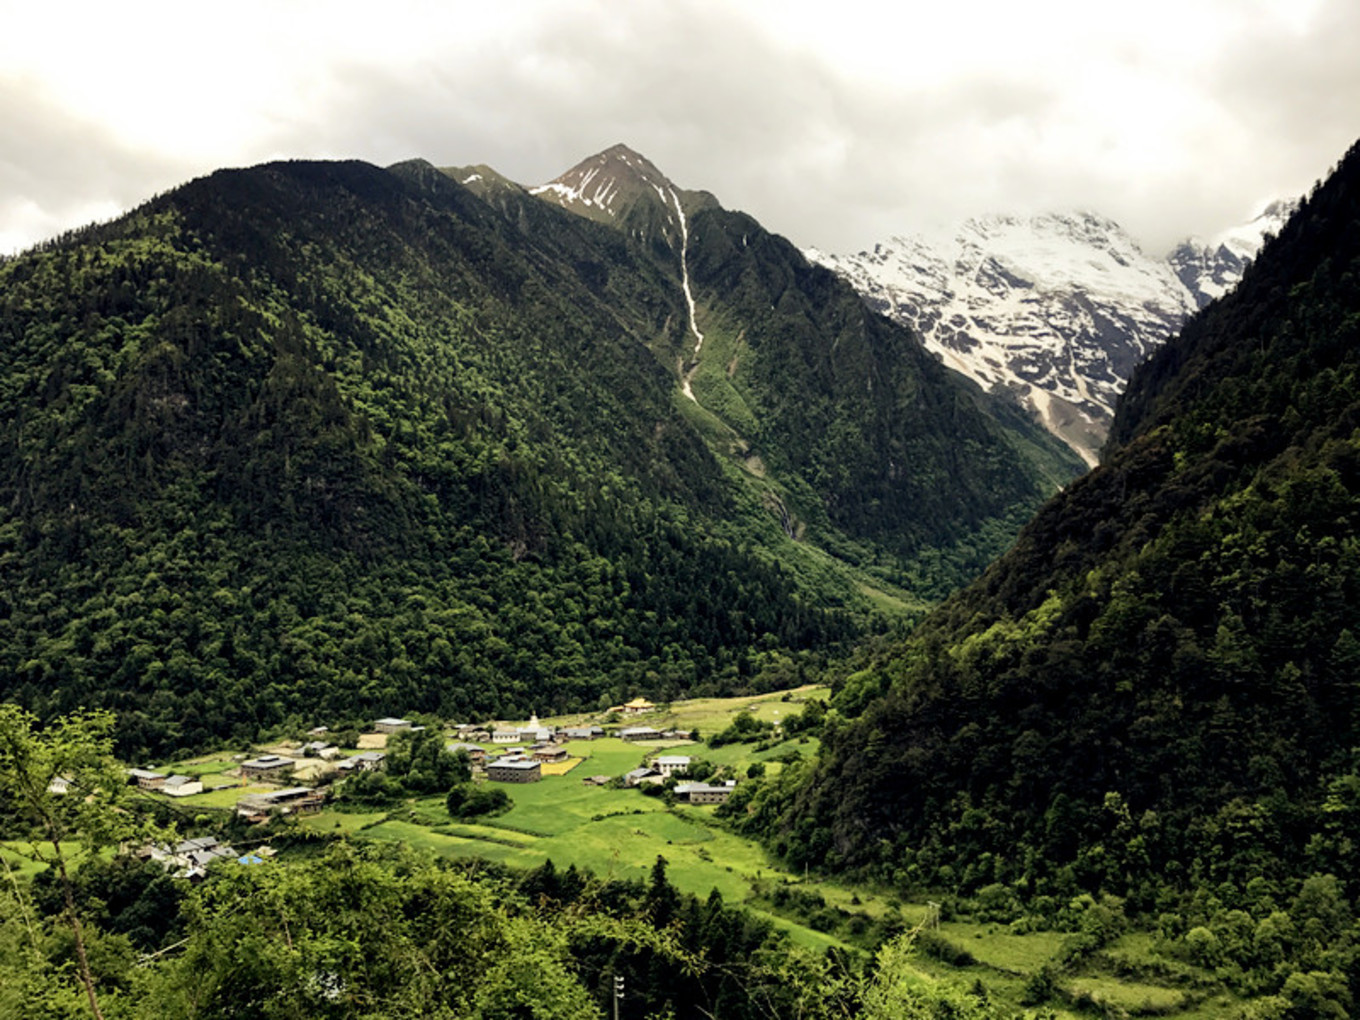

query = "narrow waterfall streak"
[670, 188, 705, 403]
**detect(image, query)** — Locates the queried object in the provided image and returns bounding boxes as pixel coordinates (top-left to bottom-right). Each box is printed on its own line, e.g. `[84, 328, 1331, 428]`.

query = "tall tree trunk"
[54, 841, 105, 1020]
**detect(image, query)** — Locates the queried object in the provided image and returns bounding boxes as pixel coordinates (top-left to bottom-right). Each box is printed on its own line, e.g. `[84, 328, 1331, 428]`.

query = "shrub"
[446, 783, 510, 819]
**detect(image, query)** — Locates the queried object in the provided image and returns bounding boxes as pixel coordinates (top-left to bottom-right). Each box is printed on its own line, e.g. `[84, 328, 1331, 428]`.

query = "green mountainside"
[484, 145, 1083, 587]
[0, 152, 1077, 758]
[746, 140, 1360, 997]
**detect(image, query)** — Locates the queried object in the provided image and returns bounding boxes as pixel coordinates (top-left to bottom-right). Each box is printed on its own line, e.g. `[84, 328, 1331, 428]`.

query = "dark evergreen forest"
[0, 158, 1075, 760]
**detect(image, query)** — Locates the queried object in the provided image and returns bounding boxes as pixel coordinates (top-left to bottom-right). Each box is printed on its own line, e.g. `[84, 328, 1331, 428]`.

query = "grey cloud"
[0, 77, 200, 250]
[4, 2, 1354, 259]
[277, 4, 1075, 253]
[1212, 0, 1360, 183]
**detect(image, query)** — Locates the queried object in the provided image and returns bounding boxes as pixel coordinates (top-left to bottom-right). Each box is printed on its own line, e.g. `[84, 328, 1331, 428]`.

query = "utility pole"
[614, 973, 625, 1020]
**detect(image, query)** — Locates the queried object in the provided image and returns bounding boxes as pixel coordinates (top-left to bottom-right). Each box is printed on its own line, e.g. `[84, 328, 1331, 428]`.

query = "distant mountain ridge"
[808, 203, 1294, 464]
[1168, 199, 1300, 308]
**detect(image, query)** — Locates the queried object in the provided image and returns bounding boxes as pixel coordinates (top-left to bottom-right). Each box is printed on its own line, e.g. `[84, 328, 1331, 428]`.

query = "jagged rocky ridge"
[809, 203, 1295, 464]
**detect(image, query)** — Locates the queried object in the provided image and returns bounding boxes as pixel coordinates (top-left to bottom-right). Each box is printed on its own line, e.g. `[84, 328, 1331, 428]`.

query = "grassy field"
[937, 923, 1070, 973]
[159, 753, 241, 778]
[170, 782, 274, 809]
[626, 687, 828, 738]
[1066, 975, 1187, 1013]
[146, 683, 1239, 1020]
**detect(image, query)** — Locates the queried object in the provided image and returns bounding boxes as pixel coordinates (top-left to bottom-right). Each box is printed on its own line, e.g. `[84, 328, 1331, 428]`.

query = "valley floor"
[110, 685, 1254, 1020]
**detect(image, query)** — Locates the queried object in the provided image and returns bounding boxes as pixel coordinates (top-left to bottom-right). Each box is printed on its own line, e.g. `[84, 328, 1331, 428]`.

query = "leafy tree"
[445, 782, 510, 819]
[861, 929, 1012, 1019]
[646, 855, 680, 928]
[0, 706, 161, 1019]
[337, 768, 404, 805]
[141, 841, 605, 1019]
[385, 728, 470, 794]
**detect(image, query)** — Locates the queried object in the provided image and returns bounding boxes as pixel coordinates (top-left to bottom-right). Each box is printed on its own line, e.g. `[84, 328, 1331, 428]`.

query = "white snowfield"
[809, 203, 1294, 464]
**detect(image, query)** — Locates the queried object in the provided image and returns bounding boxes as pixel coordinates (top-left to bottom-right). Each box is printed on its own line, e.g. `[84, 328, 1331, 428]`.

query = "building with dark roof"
[486, 757, 541, 783]
[240, 755, 296, 781]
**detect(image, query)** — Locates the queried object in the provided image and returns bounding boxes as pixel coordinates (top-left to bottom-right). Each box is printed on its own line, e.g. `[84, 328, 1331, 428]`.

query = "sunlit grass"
[1066, 975, 1187, 1013]
[938, 922, 1069, 973]
[171, 783, 274, 809]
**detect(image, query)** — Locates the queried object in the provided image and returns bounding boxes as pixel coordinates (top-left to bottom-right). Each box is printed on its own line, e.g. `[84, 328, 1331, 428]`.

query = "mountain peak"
[529, 144, 674, 223]
[1169, 198, 1298, 309]
[809, 202, 1289, 465]
[529, 145, 717, 241]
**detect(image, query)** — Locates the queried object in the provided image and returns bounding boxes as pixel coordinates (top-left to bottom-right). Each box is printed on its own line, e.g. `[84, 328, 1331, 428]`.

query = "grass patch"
[300, 809, 382, 836]
[540, 757, 582, 776]
[362, 820, 543, 869]
[1, 841, 97, 880]
[171, 783, 274, 810]
[1067, 975, 1187, 1015]
[557, 737, 652, 776]
[938, 922, 1069, 974]
[159, 754, 242, 778]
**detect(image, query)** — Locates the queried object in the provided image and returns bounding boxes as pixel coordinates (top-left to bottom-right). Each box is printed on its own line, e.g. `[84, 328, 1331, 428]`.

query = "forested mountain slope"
[476, 145, 1083, 584]
[0, 154, 1076, 757]
[752, 139, 1360, 907]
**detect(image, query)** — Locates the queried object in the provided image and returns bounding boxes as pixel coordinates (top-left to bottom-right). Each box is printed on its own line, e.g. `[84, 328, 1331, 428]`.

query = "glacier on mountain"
[808, 204, 1293, 465]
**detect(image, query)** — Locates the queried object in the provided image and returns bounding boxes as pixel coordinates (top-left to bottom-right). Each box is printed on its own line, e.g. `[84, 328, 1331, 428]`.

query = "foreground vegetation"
[4, 700, 1077, 1019]
[5, 689, 1325, 1019]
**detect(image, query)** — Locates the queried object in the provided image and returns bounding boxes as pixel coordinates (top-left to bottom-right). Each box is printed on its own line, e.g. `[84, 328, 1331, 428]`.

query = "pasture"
[129, 684, 1243, 1019]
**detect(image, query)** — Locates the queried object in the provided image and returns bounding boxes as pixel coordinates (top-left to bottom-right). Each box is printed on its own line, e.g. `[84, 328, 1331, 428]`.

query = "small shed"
[624, 767, 663, 787]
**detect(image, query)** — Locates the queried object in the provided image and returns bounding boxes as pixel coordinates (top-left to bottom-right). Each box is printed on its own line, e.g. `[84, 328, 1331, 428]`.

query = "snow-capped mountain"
[808, 204, 1293, 464]
[1169, 199, 1297, 308]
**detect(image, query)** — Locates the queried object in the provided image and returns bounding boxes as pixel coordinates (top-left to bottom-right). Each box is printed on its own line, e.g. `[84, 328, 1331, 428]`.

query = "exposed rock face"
[809, 204, 1294, 464]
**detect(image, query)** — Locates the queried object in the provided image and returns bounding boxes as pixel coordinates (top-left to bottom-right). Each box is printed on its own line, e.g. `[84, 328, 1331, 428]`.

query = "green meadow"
[128, 685, 1243, 1017]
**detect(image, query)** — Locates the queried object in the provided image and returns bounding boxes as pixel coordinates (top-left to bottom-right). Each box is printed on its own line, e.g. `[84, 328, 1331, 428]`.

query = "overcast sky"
[2, 0, 1357, 257]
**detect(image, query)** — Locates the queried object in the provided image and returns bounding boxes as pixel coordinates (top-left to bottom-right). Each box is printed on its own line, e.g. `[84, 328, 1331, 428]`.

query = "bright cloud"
[0, 0, 1353, 255]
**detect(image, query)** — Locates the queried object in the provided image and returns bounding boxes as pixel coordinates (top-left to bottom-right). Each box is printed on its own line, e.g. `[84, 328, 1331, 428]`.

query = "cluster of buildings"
[138, 835, 277, 880]
[617, 755, 735, 803]
[128, 768, 209, 797]
[121, 702, 734, 829]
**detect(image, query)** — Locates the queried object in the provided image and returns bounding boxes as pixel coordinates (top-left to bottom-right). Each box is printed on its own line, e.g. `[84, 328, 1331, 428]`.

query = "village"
[18, 682, 1250, 1016]
[118, 694, 767, 837]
